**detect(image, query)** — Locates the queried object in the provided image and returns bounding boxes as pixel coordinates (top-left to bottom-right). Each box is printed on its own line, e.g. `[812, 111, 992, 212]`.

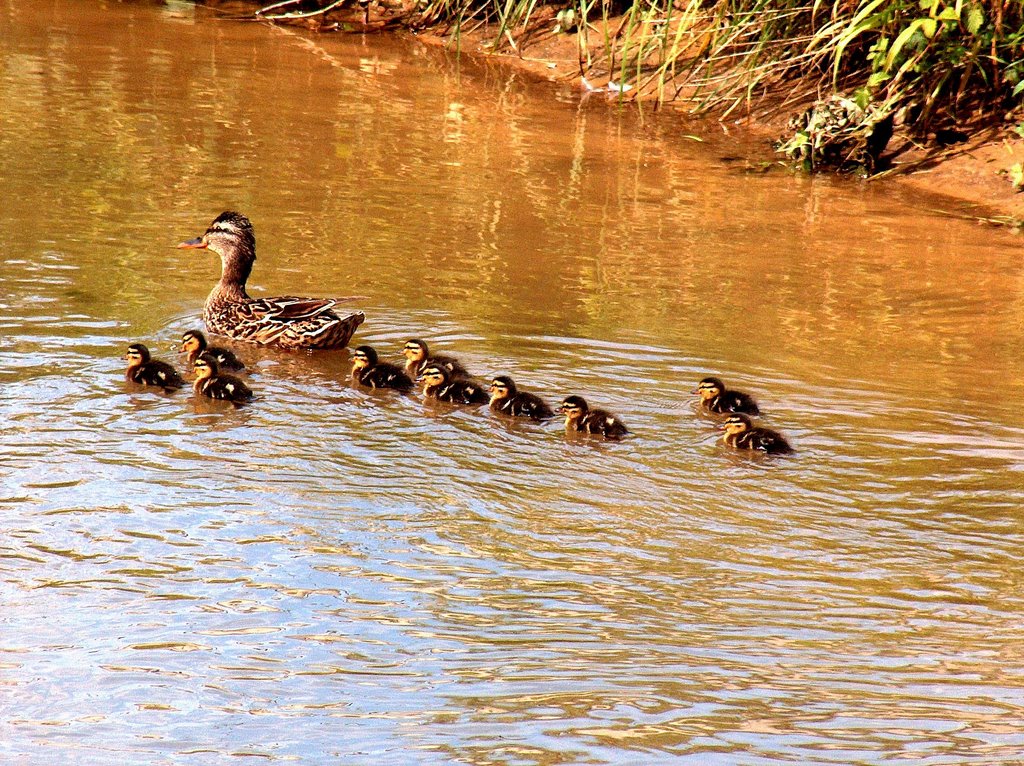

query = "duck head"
[694, 376, 724, 401]
[180, 330, 208, 357]
[416, 363, 450, 387]
[413, 362, 450, 391]
[178, 211, 256, 288]
[557, 395, 589, 425]
[721, 413, 752, 436]
[124, 342, 151, 369]
[488, 375, 517, 403]
[403, 339, 429, 365]
[351, 345, 378, 372]
[193, 351, 220, 381]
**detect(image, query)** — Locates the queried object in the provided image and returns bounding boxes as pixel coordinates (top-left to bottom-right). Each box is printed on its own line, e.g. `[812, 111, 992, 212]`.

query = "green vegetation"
[251, 0, 1024, 172]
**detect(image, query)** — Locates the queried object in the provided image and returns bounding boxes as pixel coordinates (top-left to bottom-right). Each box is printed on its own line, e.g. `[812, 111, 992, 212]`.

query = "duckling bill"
[694, 376, 760, 415]
[557, 395, 629, 440]
[720, 413, 792, 454]
[124, 343, 184, 391]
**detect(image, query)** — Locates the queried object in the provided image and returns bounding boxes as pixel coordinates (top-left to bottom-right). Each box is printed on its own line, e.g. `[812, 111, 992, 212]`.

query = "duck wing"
[245, 296, 342, 322]
[205, 287, 365, 349]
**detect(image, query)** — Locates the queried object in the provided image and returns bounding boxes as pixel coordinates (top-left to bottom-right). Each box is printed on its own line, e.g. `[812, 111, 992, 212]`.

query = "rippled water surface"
[3, 1, 1024, 764]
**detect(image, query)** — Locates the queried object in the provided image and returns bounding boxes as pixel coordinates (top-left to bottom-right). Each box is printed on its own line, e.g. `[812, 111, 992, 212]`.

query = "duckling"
[488, 375, 554, 420]
[192, 352, 253, 404]
[720, 413, 792, 454]
[178, 211, 364, 350]
[557, 395, 629, 440]
[417, 363, 489, 405]
[351, 345, 414, 392]
[179, 329, 245, 372]
[402, 338, 469, 379]
[124, 343, 184, 391]
[694, 376, 760, 415]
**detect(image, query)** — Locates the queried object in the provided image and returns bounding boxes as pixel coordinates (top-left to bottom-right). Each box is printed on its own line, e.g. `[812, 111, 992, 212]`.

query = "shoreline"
[230, 0, 1024, 224]
[403, 18, 1024, 226]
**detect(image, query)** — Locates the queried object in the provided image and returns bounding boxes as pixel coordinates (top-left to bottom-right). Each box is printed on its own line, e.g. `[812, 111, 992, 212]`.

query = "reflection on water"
[3, 1, 1024, 764]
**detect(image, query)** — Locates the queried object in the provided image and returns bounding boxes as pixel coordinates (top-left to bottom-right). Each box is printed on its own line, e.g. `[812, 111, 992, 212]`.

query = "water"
[3, 1, 1024, 763]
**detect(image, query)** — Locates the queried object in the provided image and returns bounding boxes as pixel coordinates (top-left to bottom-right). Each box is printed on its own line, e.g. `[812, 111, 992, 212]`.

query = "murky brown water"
[3, 1, 1024, 764]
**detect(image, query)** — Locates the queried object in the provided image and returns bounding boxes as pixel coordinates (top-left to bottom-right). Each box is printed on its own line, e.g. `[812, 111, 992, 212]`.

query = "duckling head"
[417, 363, 450, 387]
[178, 211, 256, 285]
[125, 343, 152, 368]
[193, 352, 220, 381]
[180, 330, 208, 356]
[352, 345, 378, 372]
[488, 375, 517, 403]
[557, 395, 589, 424]
[403, 339, 429, 364]
[695, 376, 724, 401]
[722, 413, 753, 436]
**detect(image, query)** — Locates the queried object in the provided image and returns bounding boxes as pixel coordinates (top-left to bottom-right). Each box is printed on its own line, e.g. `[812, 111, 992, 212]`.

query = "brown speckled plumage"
[179, 212, 364, 350]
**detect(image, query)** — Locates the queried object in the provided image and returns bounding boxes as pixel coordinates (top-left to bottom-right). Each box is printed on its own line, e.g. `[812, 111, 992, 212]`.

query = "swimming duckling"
[417, 363, 489, 405]
[124, 343, 184, 391]
[488, 375, 554, 420]
[179, 329, 245, 372]
[694, 376, 760, 415]
[720, 413, 792, 454]
[192, 352, 253, 404]
[557, 395, 629, 440]
[351, 345, 414, 392]
[402, 338, 469, 379]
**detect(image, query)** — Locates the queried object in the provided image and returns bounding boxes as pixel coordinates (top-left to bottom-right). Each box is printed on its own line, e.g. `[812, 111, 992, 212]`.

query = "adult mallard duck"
[124, 343, 184, 391]
[557, 395, 629, 440]
[720, 413, 793, 454]
[179, 329, 245, 371]
[417, 363, 489, 405]
[488, 375, 554, 420]
[178, 211, 364, 350]
[402, 338, 468, 379]
[694, 376, 760, 415]
[351, 345, 414, 392]
[192, 352, 254, 404]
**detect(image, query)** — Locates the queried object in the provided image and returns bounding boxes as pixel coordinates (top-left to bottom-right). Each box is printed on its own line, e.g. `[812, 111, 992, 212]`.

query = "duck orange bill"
[177, 236, 207, 249]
